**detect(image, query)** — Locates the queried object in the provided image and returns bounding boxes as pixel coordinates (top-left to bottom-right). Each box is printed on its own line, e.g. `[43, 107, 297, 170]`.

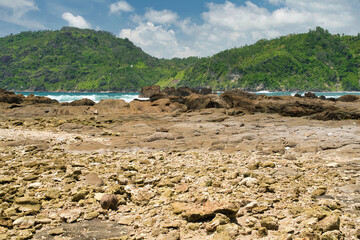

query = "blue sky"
[1, 0, 360, 59]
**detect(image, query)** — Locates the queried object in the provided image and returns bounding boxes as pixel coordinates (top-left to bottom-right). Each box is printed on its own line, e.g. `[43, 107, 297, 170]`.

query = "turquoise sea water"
[15, 91, 360, 103]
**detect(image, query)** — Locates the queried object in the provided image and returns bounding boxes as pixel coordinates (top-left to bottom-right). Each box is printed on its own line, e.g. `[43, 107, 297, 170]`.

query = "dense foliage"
[0, 26, 360, 91]
[178, 27, 360, 91]
[0, 27, 194, 91]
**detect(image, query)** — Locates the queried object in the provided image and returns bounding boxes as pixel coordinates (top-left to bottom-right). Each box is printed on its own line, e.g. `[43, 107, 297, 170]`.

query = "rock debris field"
[0, 90, 360, 239]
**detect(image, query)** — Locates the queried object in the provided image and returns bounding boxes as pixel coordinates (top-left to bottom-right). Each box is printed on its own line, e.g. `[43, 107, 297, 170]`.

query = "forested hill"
[1, 26, 360, 92]
[0, 27, 196, 91]
[173, 27, 360, 91]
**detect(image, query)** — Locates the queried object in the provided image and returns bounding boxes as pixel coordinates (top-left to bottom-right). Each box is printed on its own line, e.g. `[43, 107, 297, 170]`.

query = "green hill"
[0, 26, 360, 92]
[0, 27, 195, 91]
[176, 27, 360, 91]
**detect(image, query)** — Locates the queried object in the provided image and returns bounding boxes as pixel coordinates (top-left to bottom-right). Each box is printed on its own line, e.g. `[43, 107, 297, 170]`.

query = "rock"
[316, 214, 340, 233]
[45, 189, 61, 200]
[260, 216, 279, 230]
[100, 194, 118, 210]
[72, 190, 89, 202]
[49, 228, 65, 236]
[158, 230, 180, 240]
[0, 176, 14, 184]
[182, 201, 239, 222]
[318, 199, 341, 210]
[84, 211, 98, 220]
[139, 85, 161, 98]
[94, 193, 106, 201]
[14, 197, 40, 205]
[171, 202, 189, 214]
[336, 94, 360, 102]
[69, 98, 95, 106]
[304, 92, 317, 98]
[312, 187, 327, 198]
[205, 213, 231, 232]
[146, 132, 175, 142]
[23, 174, 39, 181]
[17, 230, 33, 240]
[326, 163, 341, 168]
[117, 216, 134, 225]
[84, 173, 104, 187]
[13, 216, 35, 229]
[58, 209, 82, 223]
[213, 223, 240, 239]
[320, 230, 342, 240]
[262, 162, 276, 168]
[184, 94, 227, 110]
[28, 182, 42, 188]
[240, 177, 259, 187]
[14, 197, 41, 214]
[257, 227, 268, 237]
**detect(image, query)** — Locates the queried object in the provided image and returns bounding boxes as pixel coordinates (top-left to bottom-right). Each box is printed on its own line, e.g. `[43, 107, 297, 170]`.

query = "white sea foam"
[16, 91, 360, 103]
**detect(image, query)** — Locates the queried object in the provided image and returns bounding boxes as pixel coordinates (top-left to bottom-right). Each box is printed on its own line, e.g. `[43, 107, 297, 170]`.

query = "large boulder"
[184, 94, 228, 110]
[163, 87, 196, 97]
[68, 98, 95, 106]
[24, 94, 58, 104]
[139, 85, 161, 98]
[0, 88, 24, 104]
[95, 99, 129, 114]
[336, 94, 360, 102]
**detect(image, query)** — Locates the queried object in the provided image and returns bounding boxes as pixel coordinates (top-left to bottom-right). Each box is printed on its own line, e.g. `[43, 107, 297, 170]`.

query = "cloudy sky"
[1, 0, 360, 59]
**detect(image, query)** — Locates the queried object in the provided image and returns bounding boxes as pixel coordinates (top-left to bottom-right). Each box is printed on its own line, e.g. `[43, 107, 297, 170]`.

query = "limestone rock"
[240, 177, 259, 187]
[320, 230, 342, 240]
[182, 201, 239, 222]
[205, 213, 231, 232]
[84, 173, 104, 187]
[72, 190, 89, 202]
[58, 209, 82, 223]
[139, 85, 161, 98]
[316, 214, 340, 233]
[13, 216, 35, 229]
[146, 132, 175, 142]
[260, 216, 279, 230]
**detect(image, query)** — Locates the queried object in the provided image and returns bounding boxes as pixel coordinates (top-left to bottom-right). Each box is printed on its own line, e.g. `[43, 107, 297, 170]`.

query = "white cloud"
[0, 0, 44, 28]
[144, 9, 178, 24]
[119, 22, 198, 58]
[62, 12, 92, 29]
[117, 0, 360, 58]
[109, 1, 134, 15]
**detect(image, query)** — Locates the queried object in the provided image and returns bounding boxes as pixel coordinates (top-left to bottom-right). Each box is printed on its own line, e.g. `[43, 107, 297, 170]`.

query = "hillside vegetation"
[0, 27, 360, 91]
[0, 27, 195, 91]
[177, 27, 360, 91]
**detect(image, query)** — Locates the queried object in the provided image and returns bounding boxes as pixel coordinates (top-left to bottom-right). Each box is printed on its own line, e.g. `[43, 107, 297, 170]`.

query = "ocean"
[15, 91, 360, 103]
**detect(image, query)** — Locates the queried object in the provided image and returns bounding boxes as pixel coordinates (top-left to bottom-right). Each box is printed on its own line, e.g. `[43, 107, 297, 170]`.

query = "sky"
[1, 0, 360, 59]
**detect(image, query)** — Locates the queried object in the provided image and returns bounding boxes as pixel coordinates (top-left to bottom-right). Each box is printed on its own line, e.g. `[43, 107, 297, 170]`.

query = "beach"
[0, 89, 360, 239]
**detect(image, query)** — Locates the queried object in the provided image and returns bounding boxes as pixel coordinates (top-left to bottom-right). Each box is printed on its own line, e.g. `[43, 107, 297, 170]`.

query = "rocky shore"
[1, 87, 360, 239]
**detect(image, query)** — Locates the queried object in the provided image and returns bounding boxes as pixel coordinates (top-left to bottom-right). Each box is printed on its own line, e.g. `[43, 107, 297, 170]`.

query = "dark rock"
[139, 85, 161, 98]
[69, 98, 95, 106]
[163, 87, 196, 97]
[0, 93, 24, 104]
[24, 94, 58, 104]
[100, 194, 118, 210]
[149, 93, 168, 102]
[336, 94, 360, 102]
[184, 94, 227, 110]
[304, 92, 317, 98]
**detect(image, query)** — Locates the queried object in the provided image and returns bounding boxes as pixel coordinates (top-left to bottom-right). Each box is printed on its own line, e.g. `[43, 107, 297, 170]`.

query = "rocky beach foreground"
[1, 87, 360, 239]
